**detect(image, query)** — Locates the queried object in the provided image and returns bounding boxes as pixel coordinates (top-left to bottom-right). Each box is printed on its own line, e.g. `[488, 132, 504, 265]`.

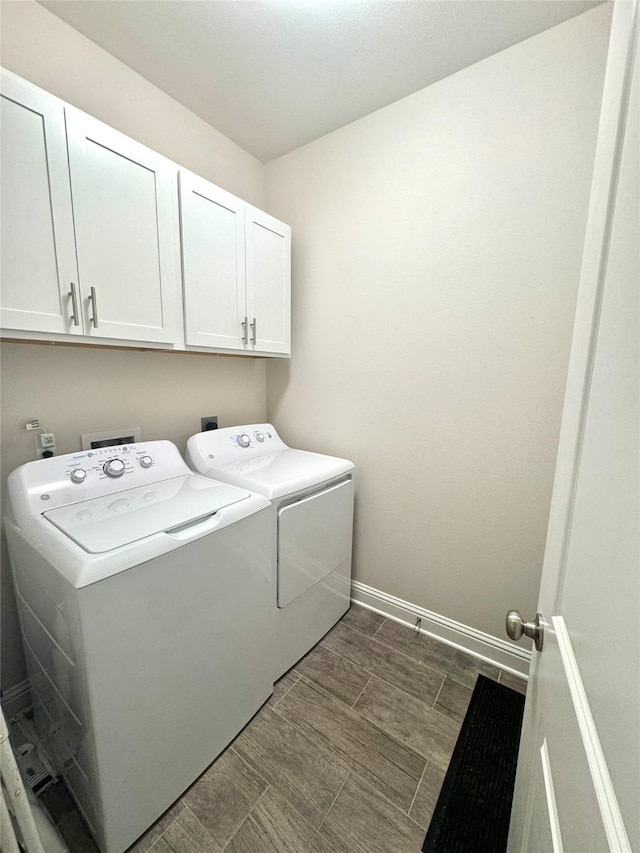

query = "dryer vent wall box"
[186, 423, 355, 680]
[200, 416, 218, 431]
[4, 440, 274, 853]
[81, 428, 141, 450]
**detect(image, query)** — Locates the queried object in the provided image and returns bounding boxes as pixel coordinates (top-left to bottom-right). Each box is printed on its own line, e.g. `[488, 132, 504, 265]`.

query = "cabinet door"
[0, 73, 81, 335]
[179, 171, 247, 350]
[245, 206, 291, 355]
[66, 110, 179, 344]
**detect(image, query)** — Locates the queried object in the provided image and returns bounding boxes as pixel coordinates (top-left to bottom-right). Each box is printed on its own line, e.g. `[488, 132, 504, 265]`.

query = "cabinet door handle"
[68, 282, 80, 326]
[89, 286, 99, 328]
[250, 317, 257, 346]
[241, 316, 249, 345]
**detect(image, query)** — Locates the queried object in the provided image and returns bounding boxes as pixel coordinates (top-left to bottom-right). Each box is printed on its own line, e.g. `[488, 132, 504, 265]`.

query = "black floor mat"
[422, 674, 525, 853]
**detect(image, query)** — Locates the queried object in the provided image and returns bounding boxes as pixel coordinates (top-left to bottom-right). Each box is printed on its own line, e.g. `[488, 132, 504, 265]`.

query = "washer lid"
[205, 449, 353, 500]
[43, 474, 250, 553]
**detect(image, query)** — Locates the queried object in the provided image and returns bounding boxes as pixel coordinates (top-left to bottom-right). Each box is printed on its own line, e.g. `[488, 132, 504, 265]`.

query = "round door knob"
[506, 609, 544, 651]
[104, 459, 126, 478]
[237, 434, 250, 448]
[70, 468, 87, 484]
[140, 455, 153, 469]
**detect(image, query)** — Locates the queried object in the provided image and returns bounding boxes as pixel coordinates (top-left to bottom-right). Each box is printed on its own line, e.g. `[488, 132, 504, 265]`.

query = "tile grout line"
[329, 621, 453, 684]
[407, 759, 428, 817]
[222, 785, 271, 851]
[431, 675, 447, 709]
[350, 673, 373, 708]
[321, 637, 447, 704]
[269, 700, 433, 833]
[317, 772, 350, 833]
[312, 645, 448, 720]
[372, 617, 386, 638]
[142, 808, 183, 853]
[180, 801, 222, 850]
[286, 663, 460, 763]
[272, 673, 301, 709]
[229, 744, 273, 791]
[274, 679, 428, 790]
[349, 617, 502, 682]
[293, 670, 461, 778]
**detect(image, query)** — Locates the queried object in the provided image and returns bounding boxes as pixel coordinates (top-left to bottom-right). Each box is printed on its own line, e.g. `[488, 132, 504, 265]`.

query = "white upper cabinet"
[180, 171, 291, 356]
[245, 206, 291, 355]
[66, 110, 180, 344]
[179, 171, 247, 350]
[0, 72, 82, 335]
[1, 70, 290, 356]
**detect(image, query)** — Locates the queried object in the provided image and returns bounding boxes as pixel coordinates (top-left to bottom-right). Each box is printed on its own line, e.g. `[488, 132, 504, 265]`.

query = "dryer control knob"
[237, 434, 251, 448]
[139, 455, 153, 469]
[104, 458, 126, 478]
[70, 468, 87, 484]
[256, 432, 265, 442]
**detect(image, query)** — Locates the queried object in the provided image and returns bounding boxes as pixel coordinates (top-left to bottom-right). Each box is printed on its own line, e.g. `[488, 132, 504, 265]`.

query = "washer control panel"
[65, 444, 158, 485]
[13, 440, 191, 514]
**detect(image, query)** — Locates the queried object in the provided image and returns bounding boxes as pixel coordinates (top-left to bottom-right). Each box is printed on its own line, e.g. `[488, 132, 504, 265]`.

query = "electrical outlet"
[40, 433, 56, 449]
[200, 416, 218, 432]
[36, 432, 56, 459]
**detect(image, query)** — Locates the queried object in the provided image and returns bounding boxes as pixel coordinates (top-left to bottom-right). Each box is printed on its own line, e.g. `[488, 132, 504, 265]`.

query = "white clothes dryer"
[186, 424, 354, 679]
[4, 441, 274, 853]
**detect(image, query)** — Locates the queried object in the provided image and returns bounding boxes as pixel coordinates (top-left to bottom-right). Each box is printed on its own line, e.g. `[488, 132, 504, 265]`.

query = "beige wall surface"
[0, 0, 269, 691]
[265, 6, 611, 641]
[0, 0, 265, 206]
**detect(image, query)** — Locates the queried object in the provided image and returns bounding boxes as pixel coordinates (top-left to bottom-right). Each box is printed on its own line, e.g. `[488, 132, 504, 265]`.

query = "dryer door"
[277, 478, 354, 608]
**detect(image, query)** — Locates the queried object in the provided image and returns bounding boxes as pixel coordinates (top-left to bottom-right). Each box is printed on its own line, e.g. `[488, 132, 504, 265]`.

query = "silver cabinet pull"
[250, 317, 257, 346]
[89, 286, 99, 328]
[241, 316, 249, 345]
[68, 282, 80, 326]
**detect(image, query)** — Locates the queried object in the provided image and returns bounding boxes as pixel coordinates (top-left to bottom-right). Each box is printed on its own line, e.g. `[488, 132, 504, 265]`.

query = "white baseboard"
[350, 580, 530, 678]
[1, 678, 32, 719]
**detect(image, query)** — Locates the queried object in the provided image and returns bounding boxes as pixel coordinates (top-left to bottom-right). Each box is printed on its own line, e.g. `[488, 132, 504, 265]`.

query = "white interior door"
[0, 72, 81, 335]
[508, 3, 639, 851]
[66, 109, 179, 344]
[179, 171, 247, 350]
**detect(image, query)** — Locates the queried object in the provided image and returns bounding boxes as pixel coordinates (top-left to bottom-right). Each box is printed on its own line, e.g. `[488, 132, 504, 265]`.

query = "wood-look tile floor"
[46, 606, 527, 853]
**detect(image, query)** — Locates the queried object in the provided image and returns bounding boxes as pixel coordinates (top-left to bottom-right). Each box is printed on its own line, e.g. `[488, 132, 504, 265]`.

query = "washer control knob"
[70, 468, 87, 484]
[256, 432, 265, 442]
[104, 458, 125, 478]
[237, 434, 251, 448]
[139, 455, 153, 469]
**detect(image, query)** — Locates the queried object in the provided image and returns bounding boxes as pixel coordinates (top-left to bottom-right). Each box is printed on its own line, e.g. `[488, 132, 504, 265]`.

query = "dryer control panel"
[187, 423, 289, 469]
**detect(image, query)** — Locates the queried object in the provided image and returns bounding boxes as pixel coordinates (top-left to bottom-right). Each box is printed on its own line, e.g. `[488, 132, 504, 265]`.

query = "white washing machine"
[4, 441, 274, 853]
[186, 424, 354, 679]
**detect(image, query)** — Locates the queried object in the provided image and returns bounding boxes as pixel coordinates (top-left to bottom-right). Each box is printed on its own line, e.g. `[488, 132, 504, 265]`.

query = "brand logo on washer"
[40, 494, 50, 501]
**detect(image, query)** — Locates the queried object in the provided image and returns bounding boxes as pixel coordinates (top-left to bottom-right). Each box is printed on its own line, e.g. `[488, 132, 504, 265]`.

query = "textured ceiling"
[39, 0, 604, 162]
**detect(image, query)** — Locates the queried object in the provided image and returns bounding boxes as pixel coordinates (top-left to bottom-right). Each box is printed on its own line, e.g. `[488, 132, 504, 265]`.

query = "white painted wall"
[265, 6, 612, 643]
[0, 0, 268, 692]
